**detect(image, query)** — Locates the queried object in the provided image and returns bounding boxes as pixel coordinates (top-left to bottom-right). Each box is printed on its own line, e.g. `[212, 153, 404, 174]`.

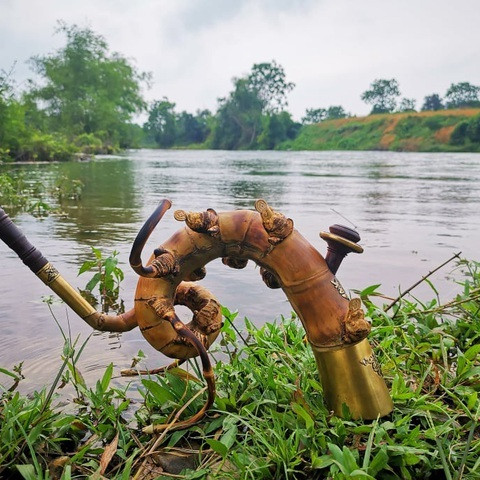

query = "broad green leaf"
[100, 363, 113, 392]
[349, 470, 376, 479]
[85, 272, 101, 292]
[368, 447, 388, 476]
[0, 367, 20, 379]
[292, 402, 314, 430]
[142, 379, 175, 404]
[311, 455, 334, 469]
[220, 424, 238, 449]
[360, 284, 382, 296]
[15, 465, 37, 480]
[465, 343, 480, 361]
[206, 438, 228, 458]
[78, 261, 97, 275]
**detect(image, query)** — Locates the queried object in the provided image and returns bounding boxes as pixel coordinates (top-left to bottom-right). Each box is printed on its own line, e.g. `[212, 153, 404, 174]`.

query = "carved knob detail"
[320, 224, 363, 275]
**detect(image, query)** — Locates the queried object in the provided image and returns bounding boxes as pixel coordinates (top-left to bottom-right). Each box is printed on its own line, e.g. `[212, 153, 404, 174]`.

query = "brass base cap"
[313, 339, 393, 419]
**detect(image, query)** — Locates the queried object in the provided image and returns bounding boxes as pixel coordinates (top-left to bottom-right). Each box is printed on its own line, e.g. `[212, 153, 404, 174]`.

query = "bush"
[467, 114, 480, 143]
[73, 133, 104, 154]
[394, 116, 422, 139]
[423, 116, 443, 131]
[449, 121, 469, 145]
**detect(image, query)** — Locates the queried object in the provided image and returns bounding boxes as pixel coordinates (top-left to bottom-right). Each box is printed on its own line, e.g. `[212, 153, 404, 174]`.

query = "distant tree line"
[144, 61, 300, 150]
[2, 22, 480, 161]
[144, 75, 480, 149]
[360, 78, 480, 115]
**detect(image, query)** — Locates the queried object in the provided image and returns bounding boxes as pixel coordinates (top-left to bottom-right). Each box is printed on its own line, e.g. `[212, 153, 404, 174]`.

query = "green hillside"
[282, 109, 480, 152]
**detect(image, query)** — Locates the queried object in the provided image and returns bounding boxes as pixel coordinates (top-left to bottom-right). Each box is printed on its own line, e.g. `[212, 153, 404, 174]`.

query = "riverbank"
[280, 109, 480, 152]
[2, 109, 480, 162]
[1, 262, 479, 479]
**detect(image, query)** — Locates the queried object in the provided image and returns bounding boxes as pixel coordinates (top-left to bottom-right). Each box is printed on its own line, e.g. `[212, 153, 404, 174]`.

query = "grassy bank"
[282, 109, 480, 152]
[1, 260, 479, 479]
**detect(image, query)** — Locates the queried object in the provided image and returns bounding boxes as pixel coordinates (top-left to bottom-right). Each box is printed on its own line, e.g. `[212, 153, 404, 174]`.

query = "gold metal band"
[36, 262, 96, 319]
[312, 338, 393, 419]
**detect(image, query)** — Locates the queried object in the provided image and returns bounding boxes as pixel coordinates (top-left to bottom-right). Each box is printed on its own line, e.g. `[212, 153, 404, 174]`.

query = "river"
[1, 149, 479, 392]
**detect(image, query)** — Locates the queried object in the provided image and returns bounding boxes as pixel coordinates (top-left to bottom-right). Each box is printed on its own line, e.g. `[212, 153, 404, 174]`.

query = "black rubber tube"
[0, 207, 48, 273]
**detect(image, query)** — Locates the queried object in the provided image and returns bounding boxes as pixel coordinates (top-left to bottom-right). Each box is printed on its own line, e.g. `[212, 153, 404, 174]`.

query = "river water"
[1, 149, 479, 392]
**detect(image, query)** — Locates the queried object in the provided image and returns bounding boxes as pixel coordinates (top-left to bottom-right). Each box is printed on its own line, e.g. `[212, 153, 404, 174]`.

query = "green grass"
[1, 259, 479, 479]
[281, 109, 480, 152]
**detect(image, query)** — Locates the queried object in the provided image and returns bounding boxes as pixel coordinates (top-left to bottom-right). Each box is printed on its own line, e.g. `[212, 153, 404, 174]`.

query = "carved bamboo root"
[141, 312, 215, 434]
[0, 205, 220, 432]
[131, 199, 393, 420]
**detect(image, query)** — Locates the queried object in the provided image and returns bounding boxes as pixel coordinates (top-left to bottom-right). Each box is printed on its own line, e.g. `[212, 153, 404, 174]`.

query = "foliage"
[175, 109, 211, 146]
[0, 172, 51, 216]
[445, 82, 480, 109]
[398, 98, 416, 112]
[361, 78, 401, 114]
[143, 98, 177, 148]
[302, 108, 327, 124]
[450, 121, 470, 146]
[19, 131, 77, 162]
[325, 105, 349, 120]
[210, 61, 296, 150]
[211, 77, 264, 150]
[73, 133, 103, 154]
[78, 247, 125, 313]
[257, 112, 300, 149]
[27, 22, 149, 148]
[1, 260, 480, 478]
[283, 109, 480, 152]
[53, 175, 84, 201]
[0, 170, 84, 219]
[466, 114, 480, 143]
[0, 67, 30, 162]
[302, 106, 348, 124]
[421, 94, 444, 111]
[143, 100, 211, 148]
[246, 60, 295, 114]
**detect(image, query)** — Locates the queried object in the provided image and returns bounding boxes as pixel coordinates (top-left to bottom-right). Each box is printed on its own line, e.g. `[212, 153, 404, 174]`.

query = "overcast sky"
[2, 0, 479, 120]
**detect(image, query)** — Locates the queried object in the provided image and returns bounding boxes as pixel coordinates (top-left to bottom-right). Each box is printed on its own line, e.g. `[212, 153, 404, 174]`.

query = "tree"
[302, 108, 326, 124]
[361, 79, 401, 114]
[467, 114, 480, 143]
[28, 22, 149, 144]
[398, 98, 416, 112]
[0, 67, 28, 158]
[445, 82, 480, 109]
[143, 98, 177, 148]
[257, 112, 299, 149]
[421, 94, 443, 111]
[302, 105, 347, 124]
[450, 121, 469, 145]
[211, 77, 264, 149]
[247, 60, 295, 114]
[325, 105, 348, 120]
[209, 61, 295, 149]
[175, 109, 211, 145]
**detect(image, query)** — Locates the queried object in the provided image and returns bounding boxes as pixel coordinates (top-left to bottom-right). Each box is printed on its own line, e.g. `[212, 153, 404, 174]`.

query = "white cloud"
[1, 0, 479, 120]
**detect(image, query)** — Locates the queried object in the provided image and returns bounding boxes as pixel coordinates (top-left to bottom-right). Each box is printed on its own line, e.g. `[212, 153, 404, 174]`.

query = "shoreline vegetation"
[2, 24, 480, 163]
[279, 109, 480, 153]
[1, 258, 479, 479]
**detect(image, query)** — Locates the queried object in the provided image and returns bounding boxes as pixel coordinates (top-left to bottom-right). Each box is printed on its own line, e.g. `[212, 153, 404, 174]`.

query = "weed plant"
[0, 260, 479, 479]
[0, 171, 84, 216]
[78, 247, 125, 313]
